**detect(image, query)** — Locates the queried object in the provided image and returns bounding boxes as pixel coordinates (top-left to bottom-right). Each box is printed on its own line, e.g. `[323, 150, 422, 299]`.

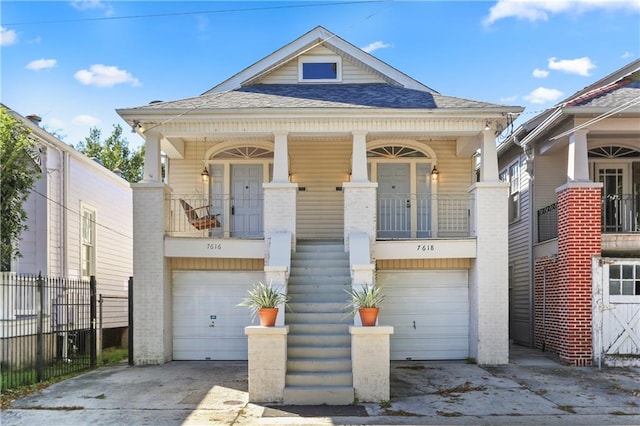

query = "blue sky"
[2, 1, 639, 149]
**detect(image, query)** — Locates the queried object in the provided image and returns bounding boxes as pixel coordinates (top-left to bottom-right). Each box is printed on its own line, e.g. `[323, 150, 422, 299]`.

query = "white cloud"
[72, 114, 101, 127]
[483, 0, 640, 26]
[74, 64, 141, 87]
[548, 56, 595, 76]
[1, 26, 17, 46]
[524, 87, 564, 104]
[532, 68, 549, 78]
[26, 58, 57, 71]
[28, 36, 42, 44]
[361, 41, 392, 54]
[71, 0, 114, 16]
[621, 51, 634, 59]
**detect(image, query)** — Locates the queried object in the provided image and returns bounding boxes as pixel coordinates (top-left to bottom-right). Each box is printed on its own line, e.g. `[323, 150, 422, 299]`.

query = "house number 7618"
[417, 244, 435, 251]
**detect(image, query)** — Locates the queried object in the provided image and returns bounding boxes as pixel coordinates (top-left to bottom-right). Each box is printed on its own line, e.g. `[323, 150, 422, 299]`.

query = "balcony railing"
[537, 203, 558, 242]
[377, 193, 473, 239]
[536, 195, 640, 242]
[602, 194, 640, 233]
[167, 194, 264, 238]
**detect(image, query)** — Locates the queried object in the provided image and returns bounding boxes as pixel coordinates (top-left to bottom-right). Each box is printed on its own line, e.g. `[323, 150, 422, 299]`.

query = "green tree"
[75, 125, 145, 183]
[0, 108, 42, 271]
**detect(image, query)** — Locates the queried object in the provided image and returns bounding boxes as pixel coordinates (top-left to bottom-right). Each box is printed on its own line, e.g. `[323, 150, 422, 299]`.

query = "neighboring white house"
[117, 26, 522, 403]
[1, 105, 133, 347]
[497, 59, 640, 366]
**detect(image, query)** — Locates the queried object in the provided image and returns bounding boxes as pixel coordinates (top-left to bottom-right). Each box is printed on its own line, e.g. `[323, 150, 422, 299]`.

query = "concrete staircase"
[284, 240, 354, 405]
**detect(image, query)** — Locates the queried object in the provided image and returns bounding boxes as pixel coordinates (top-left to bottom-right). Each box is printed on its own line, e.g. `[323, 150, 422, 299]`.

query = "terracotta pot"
[258, 307, 279, 326]
[359, 307, 379, 326]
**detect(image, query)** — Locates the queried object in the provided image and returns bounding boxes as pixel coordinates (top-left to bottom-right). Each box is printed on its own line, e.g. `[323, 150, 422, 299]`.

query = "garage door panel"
[378, 270, 469, 360]
[172, 271, 262, 360]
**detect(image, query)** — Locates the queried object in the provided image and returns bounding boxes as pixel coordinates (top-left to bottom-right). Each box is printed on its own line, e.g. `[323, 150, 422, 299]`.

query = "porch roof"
[122, 83, 511, 111]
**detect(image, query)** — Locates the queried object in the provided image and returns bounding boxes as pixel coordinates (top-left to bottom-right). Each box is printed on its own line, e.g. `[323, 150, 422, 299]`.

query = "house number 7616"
[206, 243, 222, 250]
[417, 244, 435, 251]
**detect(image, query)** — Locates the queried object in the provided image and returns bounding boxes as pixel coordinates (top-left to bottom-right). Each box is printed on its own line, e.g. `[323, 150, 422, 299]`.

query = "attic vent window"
[299, 55, 342, 82]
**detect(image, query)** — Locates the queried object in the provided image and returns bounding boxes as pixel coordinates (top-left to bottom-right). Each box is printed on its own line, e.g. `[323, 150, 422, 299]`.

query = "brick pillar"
[554, 182, 602, 366]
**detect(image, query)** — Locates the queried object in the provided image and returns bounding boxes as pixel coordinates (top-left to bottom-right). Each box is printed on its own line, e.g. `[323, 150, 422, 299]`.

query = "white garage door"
[377, 270, 469, 360]
[172, 271, 262, 360]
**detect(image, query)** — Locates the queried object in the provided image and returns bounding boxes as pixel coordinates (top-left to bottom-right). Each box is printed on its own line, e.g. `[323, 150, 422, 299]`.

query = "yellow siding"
[377, 258, 471, 270]
[170, 257, 264, 270]
[260, 45, 386, 84]
[289, 139, 351, 239]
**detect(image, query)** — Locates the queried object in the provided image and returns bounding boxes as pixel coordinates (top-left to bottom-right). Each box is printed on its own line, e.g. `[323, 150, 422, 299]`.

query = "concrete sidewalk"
[2, 346, 639, 425]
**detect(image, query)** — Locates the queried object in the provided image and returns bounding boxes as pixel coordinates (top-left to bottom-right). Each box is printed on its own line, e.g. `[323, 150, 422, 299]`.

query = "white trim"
[298, 55, 342, 83]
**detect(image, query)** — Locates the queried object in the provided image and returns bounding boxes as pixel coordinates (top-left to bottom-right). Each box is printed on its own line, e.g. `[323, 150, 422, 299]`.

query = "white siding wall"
[67, 158, 132, 299]
[534, 145, 568, 210]
[260, 45, 386, 85]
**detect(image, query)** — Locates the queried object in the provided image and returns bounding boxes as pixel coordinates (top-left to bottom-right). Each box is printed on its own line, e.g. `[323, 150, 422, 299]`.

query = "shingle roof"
[132, 84, 507, 111]
[565, 79, 640, 108]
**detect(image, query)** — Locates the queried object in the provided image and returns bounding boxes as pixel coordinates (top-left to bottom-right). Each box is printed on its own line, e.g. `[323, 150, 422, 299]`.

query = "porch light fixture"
[200, 167, 210, 183]
[431, 166, 439, 181]
[484, 120, 491, 131]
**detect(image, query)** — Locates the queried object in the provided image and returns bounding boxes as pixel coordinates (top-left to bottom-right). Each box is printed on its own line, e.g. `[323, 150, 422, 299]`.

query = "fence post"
[36, 273, 45, 382]
[128, 276, 133, 366]
[98, 294, 103, 365]
[90, 276, 97, 368]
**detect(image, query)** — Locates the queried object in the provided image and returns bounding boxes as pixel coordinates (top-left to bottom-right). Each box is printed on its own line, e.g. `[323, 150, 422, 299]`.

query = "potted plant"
[345, 284, 386, 326]
[238, 281, 290, 326]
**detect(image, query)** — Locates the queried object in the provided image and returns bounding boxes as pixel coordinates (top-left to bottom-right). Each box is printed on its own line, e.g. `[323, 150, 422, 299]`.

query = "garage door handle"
[231, 205, 235, 215]
[413, 320, 416, 329]
[406, 200, 411, 208]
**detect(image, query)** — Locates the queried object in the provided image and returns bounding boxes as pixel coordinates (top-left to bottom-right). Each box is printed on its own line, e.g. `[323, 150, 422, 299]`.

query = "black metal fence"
[0, 273, 96, 390]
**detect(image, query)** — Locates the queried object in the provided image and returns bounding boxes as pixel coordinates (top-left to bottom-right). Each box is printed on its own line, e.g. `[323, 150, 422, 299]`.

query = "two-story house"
[117, 26, 523, 383]
[1, 105, 133, 351]
[498, 59, 640, 366]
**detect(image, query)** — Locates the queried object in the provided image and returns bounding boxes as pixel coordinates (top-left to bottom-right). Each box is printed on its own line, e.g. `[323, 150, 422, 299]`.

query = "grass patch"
[379, 400, 391, 409]
[384, 409, 424, 417]
[101, 348, 128, 365]
[466, 357, 477, 364]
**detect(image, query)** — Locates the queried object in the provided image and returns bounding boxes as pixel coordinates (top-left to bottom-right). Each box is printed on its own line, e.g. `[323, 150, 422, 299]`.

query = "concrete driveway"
[2, 346, 640, 425]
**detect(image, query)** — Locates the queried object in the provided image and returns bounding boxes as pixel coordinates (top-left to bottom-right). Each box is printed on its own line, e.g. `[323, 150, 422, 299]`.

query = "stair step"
[288, 345, 350, 359]
[288, 323, 351, 335]
[289, 267, 350, 277]
[292, 252, 348, 261]
[283, 386, 354, 405]
[287, 280, 350, 289]
[285, 371, 352, 387]
[288, 293, 348, 304]
[288, 334, 351, 347]
[288, 302, 345, 313]
[287, 312, 350, 324]
[291, 259, 350, 268]
[296, 243, 344, 252]
[287, 357, 351, 372]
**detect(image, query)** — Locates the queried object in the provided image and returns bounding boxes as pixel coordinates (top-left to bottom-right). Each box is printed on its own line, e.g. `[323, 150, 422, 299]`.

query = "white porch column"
[480, 129, 499, 182]
[468, 181, 510, 365]
[272, 131, 289, 183]
[131, 182, 172, 364]
[350, 131, 368, 183]
[567, 129, 590, 182]
[142, 131, 162, 182]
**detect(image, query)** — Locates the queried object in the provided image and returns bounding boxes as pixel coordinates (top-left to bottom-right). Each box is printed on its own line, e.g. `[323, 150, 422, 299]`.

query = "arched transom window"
[588, 146, 640, 158]
[213, 146, 273, 159]
[367, 145, 431, 158]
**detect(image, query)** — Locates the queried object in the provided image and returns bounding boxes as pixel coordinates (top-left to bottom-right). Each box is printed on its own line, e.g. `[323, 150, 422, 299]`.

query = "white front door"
[231, 164, 263, 238]
[377, 270, 469, 360]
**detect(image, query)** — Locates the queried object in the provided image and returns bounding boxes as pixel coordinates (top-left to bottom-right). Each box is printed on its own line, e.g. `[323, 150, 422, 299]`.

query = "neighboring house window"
[299, 55, 342, 82]
[609, 264, 640, 296]
[81, 206, 96, 279]
[500, 160, 521, 222]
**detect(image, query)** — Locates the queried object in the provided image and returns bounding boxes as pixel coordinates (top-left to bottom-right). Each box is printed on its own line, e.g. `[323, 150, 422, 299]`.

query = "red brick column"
[554, 183, 602, 365]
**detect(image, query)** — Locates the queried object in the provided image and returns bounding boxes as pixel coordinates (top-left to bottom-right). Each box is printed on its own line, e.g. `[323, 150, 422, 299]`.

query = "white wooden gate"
[592, 257, 640, 367]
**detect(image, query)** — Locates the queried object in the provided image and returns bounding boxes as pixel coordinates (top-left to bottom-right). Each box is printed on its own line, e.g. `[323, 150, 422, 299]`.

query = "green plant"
[344, 284, 386, 316]
[237, 281, 290, 321]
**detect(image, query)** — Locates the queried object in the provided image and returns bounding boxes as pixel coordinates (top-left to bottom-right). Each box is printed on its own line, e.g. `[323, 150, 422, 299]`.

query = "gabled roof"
[205, 26, 435, 94]
[140, 84, 503, 111]
[503, 59, 640, 150]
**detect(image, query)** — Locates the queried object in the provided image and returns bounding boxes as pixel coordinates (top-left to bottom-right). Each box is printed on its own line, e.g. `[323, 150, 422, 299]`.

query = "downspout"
[62, 151, 69, 275]
[521, 139, 536, 349]
[542, 265, 546, 352]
